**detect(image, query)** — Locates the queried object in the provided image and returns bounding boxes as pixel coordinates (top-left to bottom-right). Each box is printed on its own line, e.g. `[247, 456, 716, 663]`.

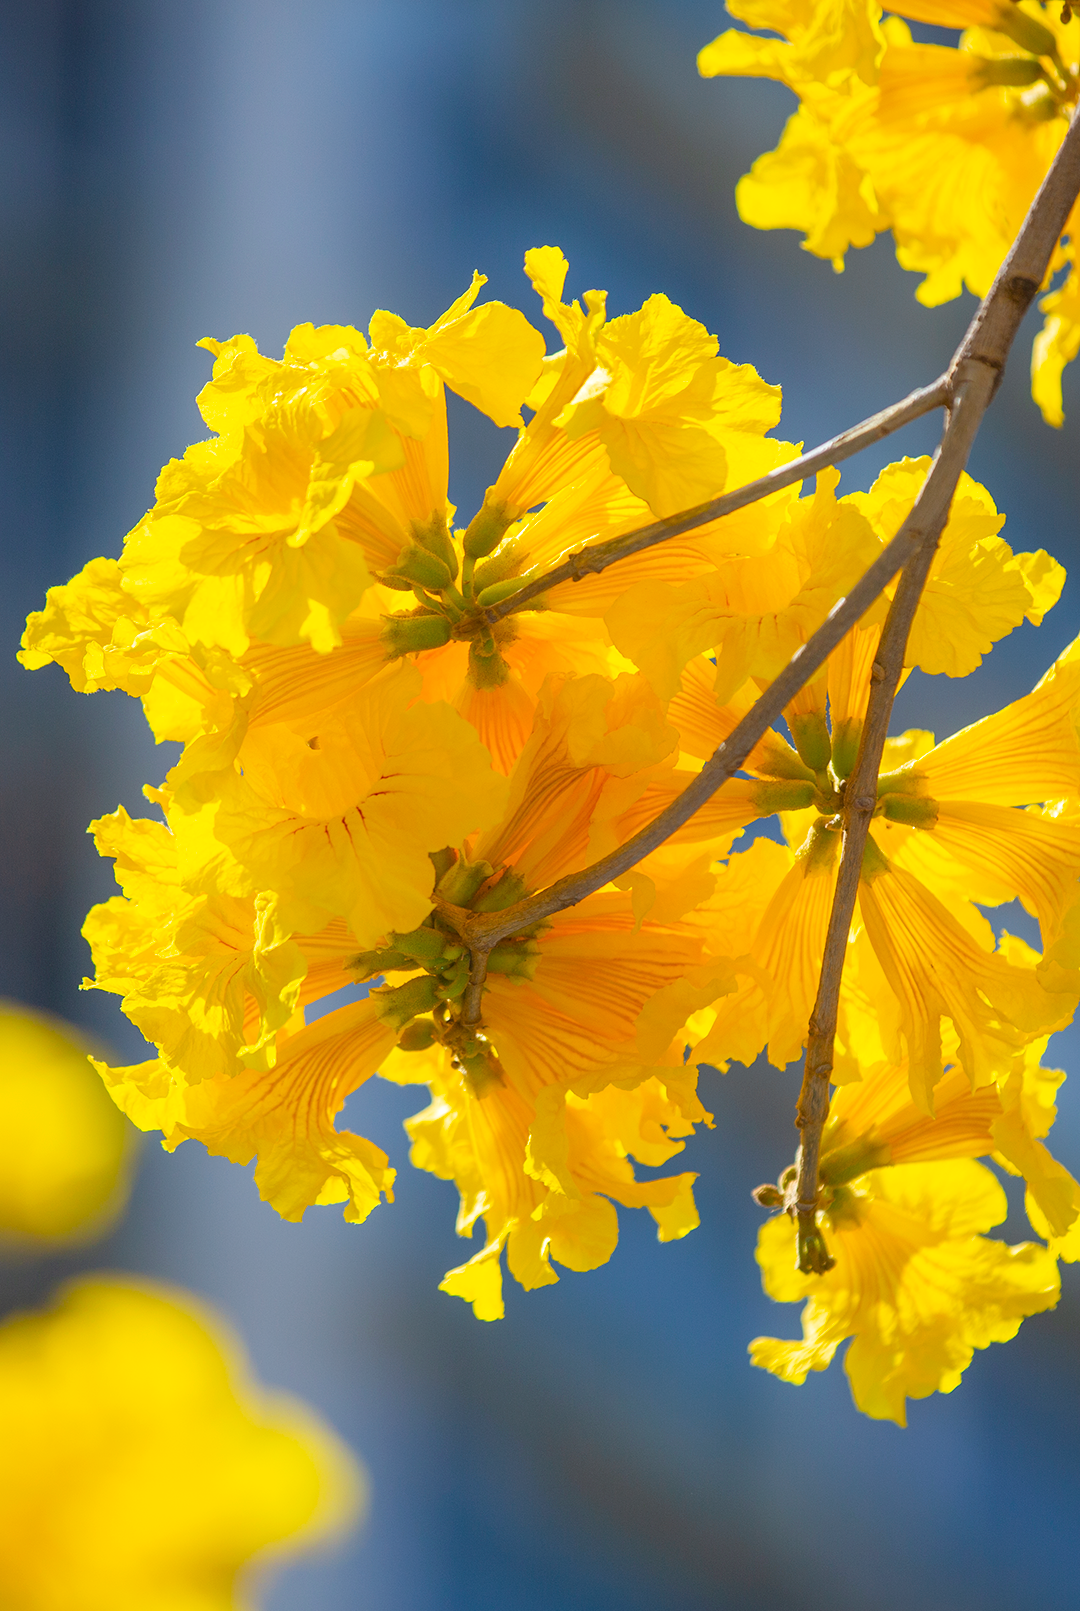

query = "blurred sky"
[2, 3, 1080, 1608]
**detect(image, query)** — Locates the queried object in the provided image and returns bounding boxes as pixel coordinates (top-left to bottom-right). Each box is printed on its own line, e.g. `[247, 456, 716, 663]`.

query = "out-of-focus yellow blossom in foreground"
[0, 1276, 362, 1611]
[0, 1002, 131, 1240]
[752, 1053, 1065, 1421]
[19, 251, 1080, 1415]
[699, 0, 1080, 422]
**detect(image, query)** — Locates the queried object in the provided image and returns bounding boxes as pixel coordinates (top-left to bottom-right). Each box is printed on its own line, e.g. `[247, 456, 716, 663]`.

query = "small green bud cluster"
[376, 499, 547, 688]
[358, 846, 545, 1092]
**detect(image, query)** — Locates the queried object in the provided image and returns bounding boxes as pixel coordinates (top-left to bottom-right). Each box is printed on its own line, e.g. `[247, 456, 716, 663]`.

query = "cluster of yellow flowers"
[699, 0, 1080, 423]
[20, 246, 1080, 1424]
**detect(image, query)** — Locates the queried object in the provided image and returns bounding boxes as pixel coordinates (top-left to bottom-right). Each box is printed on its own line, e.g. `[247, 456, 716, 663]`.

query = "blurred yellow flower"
[0, 1003, 131, 1241]
[0, 1276, 362, 1611]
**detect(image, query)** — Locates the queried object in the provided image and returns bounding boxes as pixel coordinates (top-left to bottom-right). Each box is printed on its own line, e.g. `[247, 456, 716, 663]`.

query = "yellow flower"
[0, 1003, 131, 1241]
[752, 1156, 1059, 1423]
[0, 1276, 362, 1610]
[699, 0, 1080, 419]
[751, 1045, 1067, 1421]
[101, 1000, 399, 1224]
[379, 673, 728, 1318]
[606, 455, 1057, 705]
[605, 465, 884, 701]
[97, 673, 729, 1291]
[188, 662, 509, 949]
[687, 627, 1080, 1104]
[23, 251, 793, 784]
[406, 1051, 706, 1322]
[82, 807, 359, 1085]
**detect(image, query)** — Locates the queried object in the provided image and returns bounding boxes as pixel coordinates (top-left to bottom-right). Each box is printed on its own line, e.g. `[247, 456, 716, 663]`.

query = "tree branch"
[791, 366, 994, 1274]
[791, 106, 1080, 1273]
[481, 379, 948, 624]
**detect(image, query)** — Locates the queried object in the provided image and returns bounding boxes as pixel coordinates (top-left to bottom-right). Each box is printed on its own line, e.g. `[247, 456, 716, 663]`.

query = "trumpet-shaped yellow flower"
[751, 1050, 1066, 1421]
[101, 1001, 399, 1224]
[0, 1276, 362, 1610]
[82, 807, 361, 1085]
[200, 663, 509, 947]
[687, 627, 1080, 1105]
[699, 0, 1080, 420]
[753, 1160, 1059, 1423]
[606, 455, 1058, 704]
[0, 1003, 131, 1241]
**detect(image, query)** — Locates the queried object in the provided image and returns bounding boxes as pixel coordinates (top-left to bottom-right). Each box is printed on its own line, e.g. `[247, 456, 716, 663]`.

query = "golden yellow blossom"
[0, 1003, 131, 1241]
[699, 0, 1080, 419]
[751, 1048, 1067, 1421]
[753, 1159, 1059, 1423]
[198, 663, 509, 947]
[607, 455, 1058, 705]
[94, 673, 730, 1294]
[687, 630, 1080, 1103]
[0, 1276, 362, 1610]
[22, 252, 792, 784]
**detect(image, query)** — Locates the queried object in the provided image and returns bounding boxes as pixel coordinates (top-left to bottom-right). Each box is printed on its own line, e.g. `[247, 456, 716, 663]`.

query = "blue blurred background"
[2, 3, 1079, 1606]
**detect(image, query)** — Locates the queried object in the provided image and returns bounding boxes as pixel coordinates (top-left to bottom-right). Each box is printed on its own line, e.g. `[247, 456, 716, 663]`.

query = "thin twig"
[791, 107, 1080, 1273]
[450, 108, 1080, 1038]
[482, 381, 947, 624]
[791, 369, 993, 1273]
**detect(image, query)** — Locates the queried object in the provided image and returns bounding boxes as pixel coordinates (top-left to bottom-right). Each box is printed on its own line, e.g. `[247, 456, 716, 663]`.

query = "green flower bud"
[381, 612, 453, 658]
[819, 1135, 892, 1187]
[397, 1018, 437, 1051]
[436, 856, 495, 907]
[788, 711, 832, 773]
[351, 946, 411, 980]
[750, 779, 816, 815]
[973, 53, 1044, 85]
[881, 793, 939, 829]
[476, 576, 528, 609]
[754, 735, 816, 782]
[373, 974, 441, 1032]
[390, 925, 457, 964]
[472, 542, 525, 598]
[380, 542, 453, 592]
[436, 955, 470, 1000]
[470, 866, 529, 913]
[992, 2, 1056, 60]
[410, 512, 459, 582]
[462, 499, 515, 559]
[486, 939, 542, 979]
[831, 717, 862, 782]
